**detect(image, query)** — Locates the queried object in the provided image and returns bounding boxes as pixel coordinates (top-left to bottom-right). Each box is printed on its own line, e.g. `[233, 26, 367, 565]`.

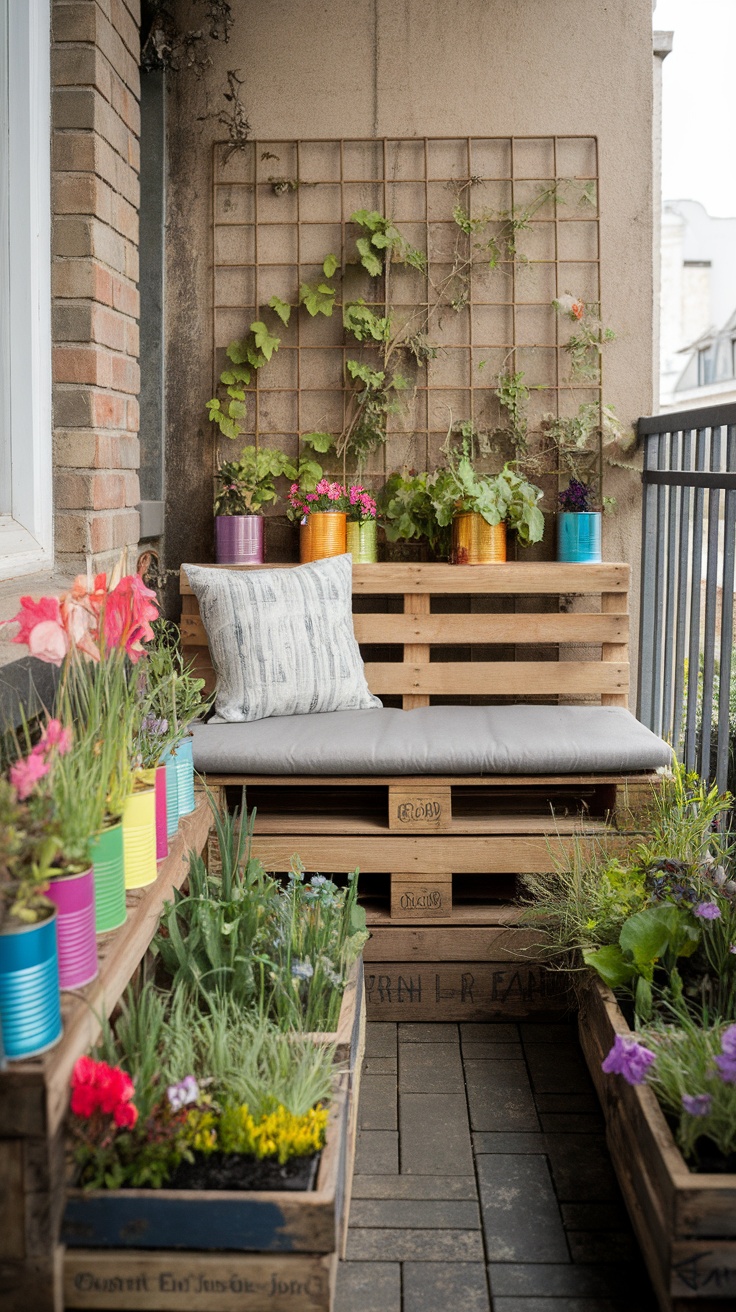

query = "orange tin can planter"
[300, 512, 348, 563]
[451, 513, 506, 565]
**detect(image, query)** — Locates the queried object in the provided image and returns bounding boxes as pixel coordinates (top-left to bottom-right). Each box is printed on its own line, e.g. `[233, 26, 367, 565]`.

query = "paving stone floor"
[335, 1020, 659, 1312]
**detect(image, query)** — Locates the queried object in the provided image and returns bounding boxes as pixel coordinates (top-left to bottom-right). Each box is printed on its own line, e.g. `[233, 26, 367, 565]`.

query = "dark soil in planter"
[689, 1140, 736, 1175]
[165, 1151, 320, 1192]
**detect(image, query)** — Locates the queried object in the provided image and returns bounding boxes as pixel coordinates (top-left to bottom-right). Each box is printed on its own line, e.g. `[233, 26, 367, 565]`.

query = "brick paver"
[336, 1020, 658, 1312]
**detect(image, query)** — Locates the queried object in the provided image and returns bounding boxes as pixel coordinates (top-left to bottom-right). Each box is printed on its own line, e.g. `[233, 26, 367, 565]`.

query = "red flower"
[113, 1101, 138, 1129]
[70, 1084, 100, 1118]
[96, 1063, 135, 1115]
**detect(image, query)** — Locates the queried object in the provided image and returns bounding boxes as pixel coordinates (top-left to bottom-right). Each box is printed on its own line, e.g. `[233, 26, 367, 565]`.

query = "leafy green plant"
[206, 320, 282, 440]
[350, 209, 426, 275]
[583, 903, 701, 1021]
[213, 445, 297, 516]
[137, 621, 210, 766]
[0, 776, 61, 927]
[495, 371, 532, 457]
[379, 469, 452, 558]
[430, 441, 544, 547]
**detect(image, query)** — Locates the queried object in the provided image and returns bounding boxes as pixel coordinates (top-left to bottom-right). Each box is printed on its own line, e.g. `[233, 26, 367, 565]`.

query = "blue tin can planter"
[557, 511, 602, 563]
[0, 907, 63, 1060]
[174, 736, 196, 818]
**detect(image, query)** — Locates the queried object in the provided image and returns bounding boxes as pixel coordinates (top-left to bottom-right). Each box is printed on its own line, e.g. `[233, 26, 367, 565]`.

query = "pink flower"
[103, 575, 159, 663]
[37, 719, 73, 757]
[6, 596, 70, 666]
[10, 751, 50, 800]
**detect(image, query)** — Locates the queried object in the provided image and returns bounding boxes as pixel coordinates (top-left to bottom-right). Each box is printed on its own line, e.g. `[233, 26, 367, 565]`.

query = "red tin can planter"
[44, 867, 98, 991]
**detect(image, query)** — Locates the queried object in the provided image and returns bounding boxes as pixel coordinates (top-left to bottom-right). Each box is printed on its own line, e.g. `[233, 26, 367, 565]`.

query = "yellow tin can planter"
[346, 519, 378, 563]
[122, 774, 158, 890]
[452, 513, 506, 565]
[300, 512, 347, 563]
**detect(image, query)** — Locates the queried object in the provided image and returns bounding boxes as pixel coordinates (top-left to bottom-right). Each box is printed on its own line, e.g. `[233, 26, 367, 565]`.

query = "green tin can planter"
[346, 519, 378, 563]
[90, 821, 126, 934]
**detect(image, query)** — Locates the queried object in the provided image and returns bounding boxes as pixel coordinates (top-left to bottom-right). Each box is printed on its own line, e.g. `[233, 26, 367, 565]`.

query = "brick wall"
[51, 0, 141, 573]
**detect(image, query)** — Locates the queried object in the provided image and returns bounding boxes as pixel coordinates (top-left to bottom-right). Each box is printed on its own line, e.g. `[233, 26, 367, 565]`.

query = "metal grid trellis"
[211, 135, 602, 489]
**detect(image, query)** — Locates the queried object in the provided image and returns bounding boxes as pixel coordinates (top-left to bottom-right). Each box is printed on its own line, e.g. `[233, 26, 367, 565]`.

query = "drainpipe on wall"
[653, 29, 674, 414]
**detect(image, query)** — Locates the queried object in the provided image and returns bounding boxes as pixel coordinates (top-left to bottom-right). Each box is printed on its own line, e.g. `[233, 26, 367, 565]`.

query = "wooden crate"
[62, 968, 366, 1312]
[0, 801, 214, 1312]
[579, 975, 736, 1311]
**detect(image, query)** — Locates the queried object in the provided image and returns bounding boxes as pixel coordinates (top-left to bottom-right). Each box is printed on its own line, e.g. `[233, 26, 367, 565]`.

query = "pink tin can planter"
[154, 764, 168, 861]
[44, 866, 98, 991]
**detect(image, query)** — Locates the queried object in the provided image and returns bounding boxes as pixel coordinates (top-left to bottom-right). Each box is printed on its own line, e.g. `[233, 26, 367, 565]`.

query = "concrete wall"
[163, 0, 654, 640]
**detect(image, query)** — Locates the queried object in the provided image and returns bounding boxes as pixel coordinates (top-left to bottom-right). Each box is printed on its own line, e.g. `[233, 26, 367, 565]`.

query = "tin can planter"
[44, 867, 98, 991]
[215, 514, 264, 565]
[300, 511, 347, 564]
[0, 908, 62, 1060]
[163, 749, 179, 838]
[346, 519, 378, 563]
[557, 511, 601, 563]
[154, 764, 168, 860]
[122, 784, 157, 890]
[451, 513, 506, 565]
[90, 822, 126, 934]
[175, 736, 196, 819]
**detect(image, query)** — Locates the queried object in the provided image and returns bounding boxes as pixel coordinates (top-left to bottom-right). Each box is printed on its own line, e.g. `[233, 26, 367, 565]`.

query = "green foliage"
[430, 441, 545, 546]
[301, 431, 334, 454]
[379, 469, 452, 558]
[206, 320, 283, 440]
[322, 253, 339, 278]
[583, 904, 700, 1020]
[268, 295, 291, 326]
[350, 209, 426, 275]
[495, 371, 531, 457]
[137, 620, 210, 766]
[213, 445, 297, 516]
[299, 280, 336, 317]
[343, 301, 391, 342]
[0, 776, 61, 927]
[154, 788, 368, 1032]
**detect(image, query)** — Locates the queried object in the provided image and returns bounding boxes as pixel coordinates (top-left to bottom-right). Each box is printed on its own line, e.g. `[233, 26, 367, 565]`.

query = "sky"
[654, 0, 736, 217]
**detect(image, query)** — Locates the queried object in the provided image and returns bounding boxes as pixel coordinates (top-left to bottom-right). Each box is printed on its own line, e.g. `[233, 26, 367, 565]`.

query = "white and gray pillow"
[184, 555, 381, 723]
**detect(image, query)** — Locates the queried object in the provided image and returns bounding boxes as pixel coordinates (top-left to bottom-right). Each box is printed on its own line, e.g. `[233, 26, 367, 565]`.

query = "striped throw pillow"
[184, 555, 382, 723]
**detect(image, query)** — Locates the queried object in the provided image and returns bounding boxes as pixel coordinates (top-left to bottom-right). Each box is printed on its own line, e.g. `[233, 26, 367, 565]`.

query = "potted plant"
[287, 479, 348, 563]
[0, 772, 63, 1060]
[557, 478, 602, 563]
[346, 484, 378, 562]
[214, 446, 297, 565]
[431, 444, 545, 564]
[379, 469, 452, 560]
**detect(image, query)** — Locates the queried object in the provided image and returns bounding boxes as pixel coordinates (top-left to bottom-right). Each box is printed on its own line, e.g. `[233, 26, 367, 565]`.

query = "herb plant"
[213, 446, 298, 516]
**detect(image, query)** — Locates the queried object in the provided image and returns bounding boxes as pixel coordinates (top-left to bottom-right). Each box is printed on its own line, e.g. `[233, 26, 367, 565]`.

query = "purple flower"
[694, 901, 721, 920]
[166, 1075, 199, 1111]
[601, 1034, 656, 1086]
[729, 945, 736, 955]
[682, 1093, 712, 1117]
[715, 1025, 736, 1084]
[559, 478, 595, 513]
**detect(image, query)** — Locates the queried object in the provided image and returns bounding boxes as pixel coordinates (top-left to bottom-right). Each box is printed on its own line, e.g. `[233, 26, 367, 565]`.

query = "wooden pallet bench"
[579, 975, 736, 1312]
[181, 562, 668, 1021]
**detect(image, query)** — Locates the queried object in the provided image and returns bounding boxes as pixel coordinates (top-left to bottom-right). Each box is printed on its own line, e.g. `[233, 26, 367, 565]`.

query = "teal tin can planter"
[91, 822, 126, 934]
[175, 736, 196, 818]
[163, 750, 179, 838]
[557, 511, 602, 564]
[0, 908, 63, 1060]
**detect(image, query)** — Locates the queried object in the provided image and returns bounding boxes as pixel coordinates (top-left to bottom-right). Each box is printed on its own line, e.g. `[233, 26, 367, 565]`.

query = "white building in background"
[660, 199, 736, 412]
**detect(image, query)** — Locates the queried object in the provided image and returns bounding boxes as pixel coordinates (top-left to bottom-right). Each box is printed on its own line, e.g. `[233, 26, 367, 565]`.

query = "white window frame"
[0, 0, 53, 580]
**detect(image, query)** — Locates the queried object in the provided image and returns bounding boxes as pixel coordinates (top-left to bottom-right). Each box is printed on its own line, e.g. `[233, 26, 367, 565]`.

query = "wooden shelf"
[0, 799, 212, 1141]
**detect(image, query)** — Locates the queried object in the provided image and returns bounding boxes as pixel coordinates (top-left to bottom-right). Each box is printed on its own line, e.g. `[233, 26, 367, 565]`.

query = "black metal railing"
[638, 401, 736, 793]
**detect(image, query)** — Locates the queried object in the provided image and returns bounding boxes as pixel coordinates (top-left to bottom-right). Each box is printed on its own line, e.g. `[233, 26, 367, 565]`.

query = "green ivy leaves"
[299, 281, 336, 317]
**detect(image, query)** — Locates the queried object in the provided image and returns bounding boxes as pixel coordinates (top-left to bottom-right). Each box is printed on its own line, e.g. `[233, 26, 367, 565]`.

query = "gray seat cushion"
[192, 705, 673, 776]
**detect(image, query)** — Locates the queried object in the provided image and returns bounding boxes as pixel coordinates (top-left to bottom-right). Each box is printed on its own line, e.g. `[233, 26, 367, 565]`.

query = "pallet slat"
[179, 562, 630, 596]
[181, 610, 629, 649]
[251, 833, 621, 875]
[362, 660, 629, 696]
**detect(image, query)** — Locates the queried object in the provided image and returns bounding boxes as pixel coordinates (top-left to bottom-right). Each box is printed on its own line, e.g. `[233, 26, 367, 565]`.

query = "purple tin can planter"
[154, 764, 168, 861]
[44, 867, 98, 991]
[215, 515, 264, 565]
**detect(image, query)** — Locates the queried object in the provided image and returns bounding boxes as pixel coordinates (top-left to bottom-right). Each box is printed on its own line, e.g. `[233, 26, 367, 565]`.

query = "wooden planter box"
[578, 974, 736, 1312]
[61, 962, 366, 1312]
